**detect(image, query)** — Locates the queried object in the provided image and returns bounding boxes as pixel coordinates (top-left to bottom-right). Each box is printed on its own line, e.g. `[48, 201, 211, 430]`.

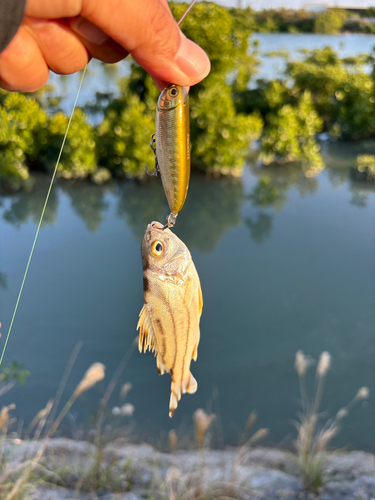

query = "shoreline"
[7, 438, 375, 499]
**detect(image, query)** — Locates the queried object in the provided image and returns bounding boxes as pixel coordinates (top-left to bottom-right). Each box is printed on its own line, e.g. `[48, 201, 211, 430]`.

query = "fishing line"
[0, 66, 88, 366]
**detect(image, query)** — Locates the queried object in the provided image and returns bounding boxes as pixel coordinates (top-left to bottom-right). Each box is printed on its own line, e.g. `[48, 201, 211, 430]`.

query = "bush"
[314, 9, 347, 34]
[286, 47, 375, 139]
[260, 91, 323, 175]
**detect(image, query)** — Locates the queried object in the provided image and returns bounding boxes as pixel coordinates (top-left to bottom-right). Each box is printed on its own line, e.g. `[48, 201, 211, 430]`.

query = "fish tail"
[169, 371, 198, 417]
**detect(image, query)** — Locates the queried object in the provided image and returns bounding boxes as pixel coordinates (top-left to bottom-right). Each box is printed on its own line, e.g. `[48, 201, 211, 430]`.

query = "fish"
[155, 84, 190, 228]
[137, 221, 203, 417]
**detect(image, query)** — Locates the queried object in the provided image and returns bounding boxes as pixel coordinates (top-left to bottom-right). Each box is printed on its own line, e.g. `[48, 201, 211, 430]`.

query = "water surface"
[0, 143, 374, 450]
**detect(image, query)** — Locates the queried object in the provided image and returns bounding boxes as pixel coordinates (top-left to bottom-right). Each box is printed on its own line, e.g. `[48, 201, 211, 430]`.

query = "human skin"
[0, 0, 210, 92]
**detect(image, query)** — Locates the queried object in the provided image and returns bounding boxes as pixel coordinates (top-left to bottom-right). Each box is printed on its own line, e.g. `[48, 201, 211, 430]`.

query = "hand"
[0, 0, 210, 92]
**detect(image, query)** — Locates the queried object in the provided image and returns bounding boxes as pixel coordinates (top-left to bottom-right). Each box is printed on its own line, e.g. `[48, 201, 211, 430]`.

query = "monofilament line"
[177, 0, 198, 26]
[0, 66, 88, 366]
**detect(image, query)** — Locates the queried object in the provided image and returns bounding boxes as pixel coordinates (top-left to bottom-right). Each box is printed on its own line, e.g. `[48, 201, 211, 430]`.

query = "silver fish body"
[137, 221, 203, 417]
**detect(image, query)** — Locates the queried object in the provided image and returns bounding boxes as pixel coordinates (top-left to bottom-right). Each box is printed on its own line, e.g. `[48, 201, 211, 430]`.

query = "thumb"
[75, 0, 210, 86]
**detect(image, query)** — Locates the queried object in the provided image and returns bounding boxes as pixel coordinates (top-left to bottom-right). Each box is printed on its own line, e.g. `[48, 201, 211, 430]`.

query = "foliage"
[96, 91, 154, 179]
[352, 154, 375, 181]
[314, 9, 347, 34]
[260, 91, 324, 174]
[253, 8, 314, 33]
[0, 91, 46, 190]
[286, 47, 375, 139]
[0, 361, 30, 386]
[43, 109, 97, 180]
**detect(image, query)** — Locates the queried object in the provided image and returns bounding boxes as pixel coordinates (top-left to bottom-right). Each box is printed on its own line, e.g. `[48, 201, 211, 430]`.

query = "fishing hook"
[146, 133, 160, 177]
[163, 213, 178, 230]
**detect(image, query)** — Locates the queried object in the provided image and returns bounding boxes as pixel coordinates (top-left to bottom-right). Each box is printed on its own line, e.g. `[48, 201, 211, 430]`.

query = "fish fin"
[156, 355, 169, 375]
[169, 382, 182, 418]
[185, 372, 198, 394]
[169, 372, 198, 417]
[137, 305, 156, 354]
[198, 282, 203, 317]
[192, 332, 200, 362]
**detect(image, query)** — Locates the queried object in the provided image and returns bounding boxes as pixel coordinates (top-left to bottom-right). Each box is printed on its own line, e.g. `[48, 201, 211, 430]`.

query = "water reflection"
[116, 179, 168, 241]
[59, 181, 110, 232]
[117, 174, 244, 253]
[0, 177, 58, 228]
[0, 272, 7, 290]
[244, 212, 273, 245]
[176, 176, 244, 252]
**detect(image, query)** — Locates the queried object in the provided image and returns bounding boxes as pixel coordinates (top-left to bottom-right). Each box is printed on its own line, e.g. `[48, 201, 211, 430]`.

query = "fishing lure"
[137, 221, 203, 417]
[148, 84, 190, 229]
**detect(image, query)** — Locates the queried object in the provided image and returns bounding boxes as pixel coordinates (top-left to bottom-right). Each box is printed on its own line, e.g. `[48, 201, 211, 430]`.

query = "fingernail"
[72, 17, 108, 45]
[175, 35, 210, 79]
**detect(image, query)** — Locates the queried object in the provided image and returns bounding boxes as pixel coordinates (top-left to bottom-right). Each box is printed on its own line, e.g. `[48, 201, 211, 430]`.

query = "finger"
[27, 0, 210, 86]
[80, 0, 210, 87]
[23, 17, 90, 75]
[68, 17, 128, 64]
[0, 25, 49, 92]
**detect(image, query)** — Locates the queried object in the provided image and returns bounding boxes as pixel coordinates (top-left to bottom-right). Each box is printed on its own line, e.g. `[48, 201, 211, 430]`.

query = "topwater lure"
[148, 84, 190, 229]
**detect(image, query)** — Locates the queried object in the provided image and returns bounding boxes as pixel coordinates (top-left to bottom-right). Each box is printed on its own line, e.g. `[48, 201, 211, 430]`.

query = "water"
[252, 33, 375, 80]
[0, 140, 374, 450]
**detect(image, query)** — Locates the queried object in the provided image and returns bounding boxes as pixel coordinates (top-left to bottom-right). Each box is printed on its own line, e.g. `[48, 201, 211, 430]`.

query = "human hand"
[0, 0, 210, 92]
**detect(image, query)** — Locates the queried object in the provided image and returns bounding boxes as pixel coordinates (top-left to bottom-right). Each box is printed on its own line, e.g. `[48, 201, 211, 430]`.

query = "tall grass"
[293, 350, 369, 493]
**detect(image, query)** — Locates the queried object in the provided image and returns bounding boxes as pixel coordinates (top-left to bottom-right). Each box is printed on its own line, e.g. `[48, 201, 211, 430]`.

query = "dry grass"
[293, 350, 369, 493]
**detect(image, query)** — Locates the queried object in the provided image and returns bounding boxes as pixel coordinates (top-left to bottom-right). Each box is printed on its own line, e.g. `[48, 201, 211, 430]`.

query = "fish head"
[157, 85, 187, 112]
[141, 221, 191, 277]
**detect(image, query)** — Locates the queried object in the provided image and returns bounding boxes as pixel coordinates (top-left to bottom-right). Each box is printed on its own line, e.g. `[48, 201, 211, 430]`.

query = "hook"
[146, 133, 160, 177]
[163, 213, 178, 230]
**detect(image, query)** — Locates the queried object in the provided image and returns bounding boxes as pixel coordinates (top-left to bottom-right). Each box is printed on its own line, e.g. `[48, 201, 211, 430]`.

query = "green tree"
[314, 9, 347, 34]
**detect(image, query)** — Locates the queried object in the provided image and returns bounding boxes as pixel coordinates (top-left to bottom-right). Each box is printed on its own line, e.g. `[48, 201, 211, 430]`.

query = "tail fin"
[169, 372, 198, 417]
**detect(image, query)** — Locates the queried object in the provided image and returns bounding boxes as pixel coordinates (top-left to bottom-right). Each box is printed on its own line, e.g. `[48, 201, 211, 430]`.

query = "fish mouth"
[149, 221, 165, 231]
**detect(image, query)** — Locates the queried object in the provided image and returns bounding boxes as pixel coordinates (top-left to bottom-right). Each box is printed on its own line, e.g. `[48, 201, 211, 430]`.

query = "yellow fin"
[169, 372, 198, 417]
[198, 282, 203, 317]
[192, 332, 200, 362]
[185, 372, 198, 394]
[157, 355, 169, 375]
[137, 305, 156, 353]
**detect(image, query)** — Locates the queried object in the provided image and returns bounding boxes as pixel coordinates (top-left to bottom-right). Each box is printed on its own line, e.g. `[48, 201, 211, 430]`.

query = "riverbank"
[6, 438, 375, 499]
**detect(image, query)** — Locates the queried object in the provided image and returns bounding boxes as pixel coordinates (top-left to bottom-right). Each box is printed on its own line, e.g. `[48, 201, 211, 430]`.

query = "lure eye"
[151, 241, 164, 257]
[169, 88, 179, 98]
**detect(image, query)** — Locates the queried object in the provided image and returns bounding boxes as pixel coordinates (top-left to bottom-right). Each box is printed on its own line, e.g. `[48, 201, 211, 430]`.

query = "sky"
[211, 0, 375, 9]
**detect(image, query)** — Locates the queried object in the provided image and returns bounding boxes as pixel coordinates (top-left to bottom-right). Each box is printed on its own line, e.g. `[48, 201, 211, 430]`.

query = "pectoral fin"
[137, 304, 156, 353]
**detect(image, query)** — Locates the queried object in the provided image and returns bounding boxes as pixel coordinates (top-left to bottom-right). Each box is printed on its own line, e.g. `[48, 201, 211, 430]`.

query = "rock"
[325, 452, 375, 481]
[241, 447, 300, 476]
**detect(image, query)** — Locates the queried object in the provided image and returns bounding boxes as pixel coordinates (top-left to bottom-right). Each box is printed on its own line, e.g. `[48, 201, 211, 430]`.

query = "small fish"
[155, 84, 190, 228]
[137, 221, 203, 417]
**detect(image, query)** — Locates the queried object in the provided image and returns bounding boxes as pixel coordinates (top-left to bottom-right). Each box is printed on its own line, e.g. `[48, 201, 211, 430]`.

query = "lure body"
[137, 221, 203, 417]
[155, 85, 190, 221]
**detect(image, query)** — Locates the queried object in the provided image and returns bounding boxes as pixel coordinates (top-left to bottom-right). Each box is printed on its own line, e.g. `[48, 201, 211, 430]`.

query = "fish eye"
[169, 88, 179, 98]
[151, 241, 164, 257]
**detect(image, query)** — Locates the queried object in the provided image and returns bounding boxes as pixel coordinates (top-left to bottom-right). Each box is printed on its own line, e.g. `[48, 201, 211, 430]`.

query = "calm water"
[0, 141, 375, 450]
